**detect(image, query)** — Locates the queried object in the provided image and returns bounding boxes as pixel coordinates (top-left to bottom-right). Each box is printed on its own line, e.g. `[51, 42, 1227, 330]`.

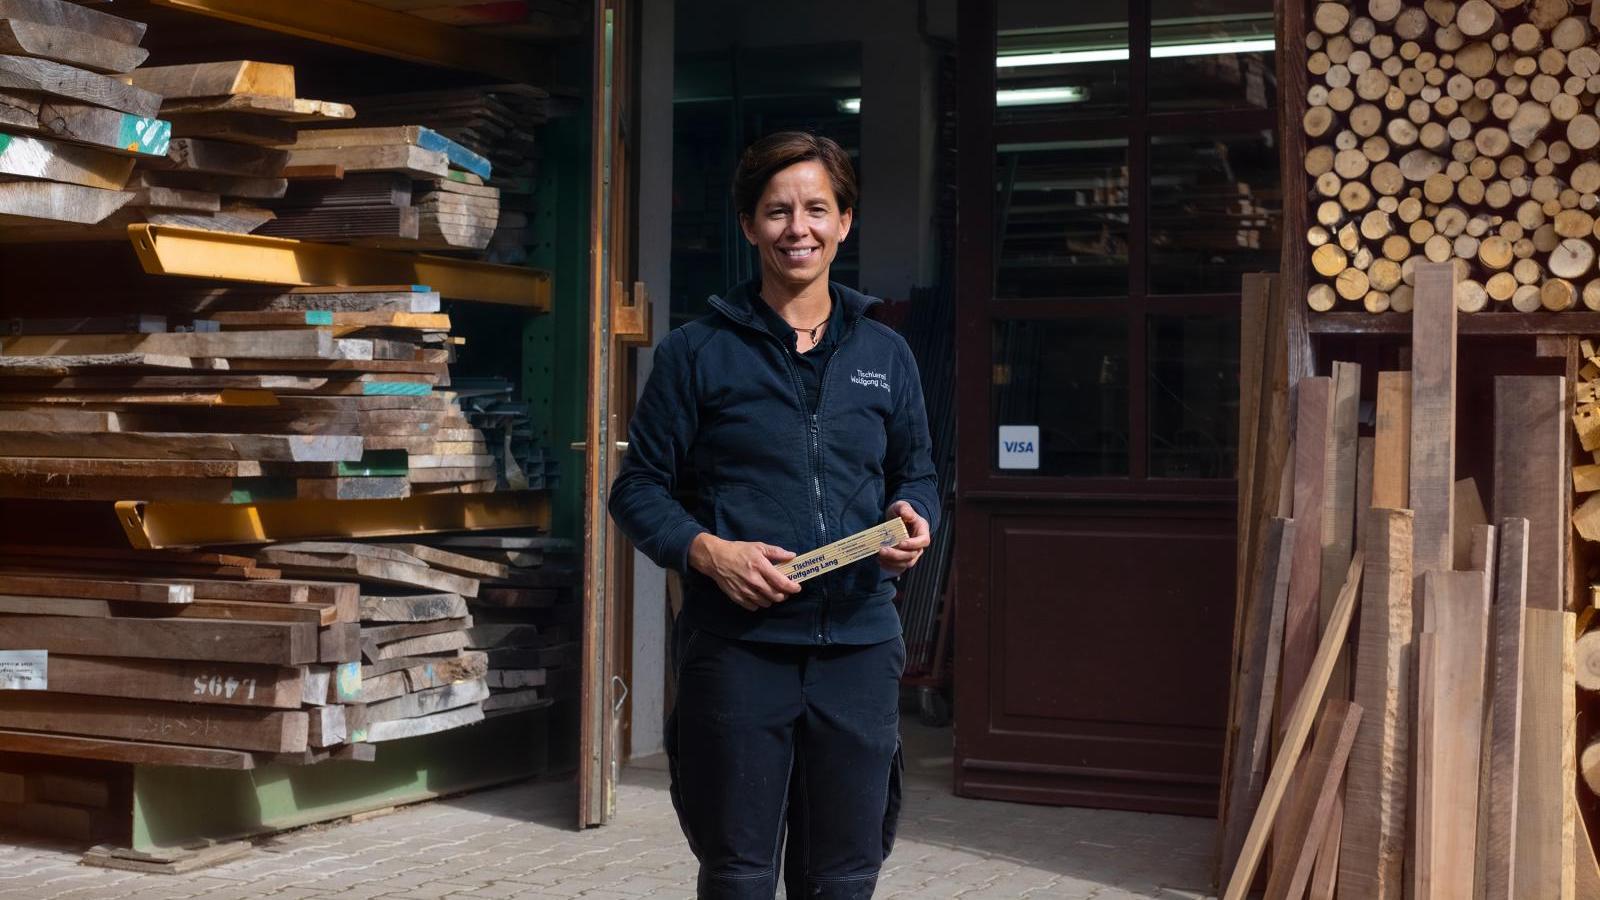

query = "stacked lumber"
[455, 376, 560, 490]
[431, 532, 579, 712]
[0, 554, 367, 769]
[1297, 0, 1600, 313]
[333, 86, 548, 263]
[0, 0, 164, 230]
[1219, 262, 1586, 898]
[0, 287, 522, 503]
[263, 125, 500, 252]
[255, 541, 490, 743]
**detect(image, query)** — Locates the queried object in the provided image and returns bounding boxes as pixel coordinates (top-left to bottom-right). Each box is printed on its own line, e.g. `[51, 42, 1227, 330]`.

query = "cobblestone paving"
[0, 724, 1215, 899]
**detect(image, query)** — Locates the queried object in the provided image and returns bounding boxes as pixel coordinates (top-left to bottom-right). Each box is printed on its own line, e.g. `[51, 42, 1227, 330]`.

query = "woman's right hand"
[688, 534, 801, 611]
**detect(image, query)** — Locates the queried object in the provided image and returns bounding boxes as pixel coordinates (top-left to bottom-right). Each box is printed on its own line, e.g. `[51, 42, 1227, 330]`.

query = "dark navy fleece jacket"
[607, 279, 941, 645]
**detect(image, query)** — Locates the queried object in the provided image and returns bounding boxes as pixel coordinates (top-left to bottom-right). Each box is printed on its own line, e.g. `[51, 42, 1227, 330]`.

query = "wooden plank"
[360, 702, 481, 742]
[1516, 607, 1577, 900]
[0, 728, 251, 768]
[42, 655, 302, 708]
[0, 574, 189, 603]
[285, 144, 447, 178]
[166, 111, 295, 148]
[154, 137, 287, 177]
[1222, 552, 1365, 900]
[0, 179, 129, 223]
[1281, 378, 1332, 742]
[1322, 360, 1361, 700]
[361, 616, 469, 645]
[1369, 371, 1408, 512]
[0, 328, 349, 359]
[352, 676, 487, 730]
[129, 61, 295, 100]
[259, 549, 478, 596]
[319, 622, 359, 663]
[1410, 262, 1459, 577]
[0, 19, 148, 73]
[359, 591, 467, 622]
[1355, 436, 1374, 551]
[0, 0, 147, 44]
[0, 432, 362, 461]
[1416, 568, 1494, 900]
[1338, 506, 1414, 900]
[0, 55, 159, 117]
[306, 705, 345, 747]
[0, 615, 316, 663]
[1479, 518, 1529, 900]
[1495, 376, 1569, 611]
[0, 692, 306, 752]
[368, 543, 506, 578]
[367, 629, 467, 661]
[1264, 699, 1364, 899]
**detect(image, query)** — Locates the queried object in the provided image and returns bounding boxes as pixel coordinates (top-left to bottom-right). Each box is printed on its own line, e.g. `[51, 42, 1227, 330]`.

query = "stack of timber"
[0, 0, 165, 231]
[0, 287, 518, 503]
[0, 554, 369, 770]
[429, 531, 580, 713]
[1218, 262, 1591, 898]
[264, 125, 500, 252]
[333, 86, 548, 263]
[454, 376, 559, 490]
[255, 541, 491, 744]
[1296, 0, 1600, 314]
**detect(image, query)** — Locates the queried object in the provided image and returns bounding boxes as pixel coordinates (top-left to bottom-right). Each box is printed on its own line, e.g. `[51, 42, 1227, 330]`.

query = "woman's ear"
[838, 208, 853, 243]
[738, 212, 757, 246]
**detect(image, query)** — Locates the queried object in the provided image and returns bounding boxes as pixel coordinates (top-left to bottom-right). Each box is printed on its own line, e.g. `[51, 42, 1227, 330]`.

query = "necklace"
[798, 311, 829, 344]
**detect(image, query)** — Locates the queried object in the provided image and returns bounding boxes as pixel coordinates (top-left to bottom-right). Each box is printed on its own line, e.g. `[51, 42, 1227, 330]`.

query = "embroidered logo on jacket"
[851, 369, 891, 392]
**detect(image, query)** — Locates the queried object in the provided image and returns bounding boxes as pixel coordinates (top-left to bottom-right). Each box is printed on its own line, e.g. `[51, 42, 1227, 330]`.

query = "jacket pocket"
[836, 474, 888, 595]
[713, 482, 807, 555]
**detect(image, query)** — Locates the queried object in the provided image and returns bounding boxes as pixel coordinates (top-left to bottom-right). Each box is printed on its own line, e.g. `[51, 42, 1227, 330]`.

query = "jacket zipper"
[708, 294, 861, 645]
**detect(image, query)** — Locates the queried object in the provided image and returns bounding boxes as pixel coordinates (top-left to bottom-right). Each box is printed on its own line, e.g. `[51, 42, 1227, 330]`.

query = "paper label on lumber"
[0, 651, 45, 690]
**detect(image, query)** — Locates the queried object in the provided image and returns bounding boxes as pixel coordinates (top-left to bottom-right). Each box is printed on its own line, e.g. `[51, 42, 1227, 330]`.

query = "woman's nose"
[784, 216, 809, 239]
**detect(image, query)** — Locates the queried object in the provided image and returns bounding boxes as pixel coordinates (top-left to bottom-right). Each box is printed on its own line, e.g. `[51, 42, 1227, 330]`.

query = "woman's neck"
[759, 276, 831, 328]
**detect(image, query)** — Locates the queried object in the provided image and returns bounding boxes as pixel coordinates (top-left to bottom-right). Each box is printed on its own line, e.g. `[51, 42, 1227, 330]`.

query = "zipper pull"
[810, 415, 818, 433]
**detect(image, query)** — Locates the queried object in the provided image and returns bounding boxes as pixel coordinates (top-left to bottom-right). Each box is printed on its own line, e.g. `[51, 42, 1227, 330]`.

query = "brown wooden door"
[580, 0, 647, 828]
[951, 0, 1279, 816]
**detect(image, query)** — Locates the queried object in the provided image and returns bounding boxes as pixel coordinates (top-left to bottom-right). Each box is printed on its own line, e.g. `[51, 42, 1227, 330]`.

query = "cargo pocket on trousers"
[882, 738, 905, 861]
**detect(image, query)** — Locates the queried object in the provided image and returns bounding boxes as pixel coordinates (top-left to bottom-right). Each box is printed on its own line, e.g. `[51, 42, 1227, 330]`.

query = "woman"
[608, 131, 939, 899]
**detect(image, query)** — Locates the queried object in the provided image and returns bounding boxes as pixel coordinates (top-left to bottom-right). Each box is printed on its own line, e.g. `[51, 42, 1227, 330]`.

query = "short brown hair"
[732, 131, 857, 220]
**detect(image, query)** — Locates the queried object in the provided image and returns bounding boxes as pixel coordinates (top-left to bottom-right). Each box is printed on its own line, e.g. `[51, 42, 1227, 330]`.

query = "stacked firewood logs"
[1304, 0, 1600, 313]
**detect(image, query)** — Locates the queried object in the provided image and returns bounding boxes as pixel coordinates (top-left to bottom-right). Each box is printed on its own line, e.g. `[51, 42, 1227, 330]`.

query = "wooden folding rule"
[778, 518, 910, 583]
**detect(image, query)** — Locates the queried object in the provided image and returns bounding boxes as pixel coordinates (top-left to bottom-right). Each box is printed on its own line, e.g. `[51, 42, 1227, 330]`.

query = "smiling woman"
[608, 130, 941, 899]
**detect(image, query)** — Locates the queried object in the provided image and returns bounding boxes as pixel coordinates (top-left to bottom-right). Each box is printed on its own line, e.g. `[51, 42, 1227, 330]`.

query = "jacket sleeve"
[883, 336, 941, 534]
[607, 328, 709, 573]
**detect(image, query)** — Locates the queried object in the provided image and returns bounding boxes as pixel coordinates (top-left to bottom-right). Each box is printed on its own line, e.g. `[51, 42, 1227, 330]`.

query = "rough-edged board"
[0, 19, 148, 73]
[259, 549, 477, 596]
[1454, 477, 1490, 571]
[154, 137, 287, 177]
[1338, 507, 1414, 900]
[0, 0, 146, 44]
[0, 614, 316, 664]
[129, 60, 294, 100]
[360, 702, 481, 742]
[0, 431, 362, 461]
[352, 677, 488, 730]
[0, 573, 189, 603]
[1409, 262, 1458, 577]
[0, 728, 251, 768]
[358, 591, 467, 622]
[1515, 607, 1577, 900]
[0, 54, 158, 116]
[0, 179, 127, 223]
[40, 655, 302, 709]
[1222, 553, 1365, 900]
[1479, 518, 1528, 900]
[292, 125, 491, 178]
[285, 144, 447, 178]
[1281, 378, 1332, 745]
[0, 328, 350, 359]
[1494, 376, 1568, 611]
[1322, 360, 1360, 699]
[1416, 568, 1493, 899]
[0, 691, 306, 752]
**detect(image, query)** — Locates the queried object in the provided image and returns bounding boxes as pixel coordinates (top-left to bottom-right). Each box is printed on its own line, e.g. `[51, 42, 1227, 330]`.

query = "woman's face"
[739, 159, 853, 293]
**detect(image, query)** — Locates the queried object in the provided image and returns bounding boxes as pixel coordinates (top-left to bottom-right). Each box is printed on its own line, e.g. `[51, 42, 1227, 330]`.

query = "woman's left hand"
[878, 500, 931, 576]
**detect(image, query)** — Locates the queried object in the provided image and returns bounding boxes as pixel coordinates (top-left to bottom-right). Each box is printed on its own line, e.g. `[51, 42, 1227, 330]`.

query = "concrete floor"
[0, 722, 1217, 899]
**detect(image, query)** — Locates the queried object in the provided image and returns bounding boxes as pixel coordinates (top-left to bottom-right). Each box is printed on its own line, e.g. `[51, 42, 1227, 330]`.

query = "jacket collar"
[707, 278, 880, 333]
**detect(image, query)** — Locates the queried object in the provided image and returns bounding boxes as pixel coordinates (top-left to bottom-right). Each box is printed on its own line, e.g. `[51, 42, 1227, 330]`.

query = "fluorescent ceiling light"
[996, 86, 1088, 106]
[997, 37, 1275, 68]
[839, 84, 1089, 114]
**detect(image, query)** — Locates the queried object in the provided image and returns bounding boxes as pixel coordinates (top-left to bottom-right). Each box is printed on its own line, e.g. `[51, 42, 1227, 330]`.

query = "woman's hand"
[688, 534, 802, 611]
[879, 501, 931, 576]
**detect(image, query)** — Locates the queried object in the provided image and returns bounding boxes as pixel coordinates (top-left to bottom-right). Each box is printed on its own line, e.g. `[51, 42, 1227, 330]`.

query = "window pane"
[993, 319, 1129, 476]
[1149, 315, 1239, 478]
[1150, 0, 1276, 112]
[996, 140, 1130, 299]
[997, 1, 1129, 125]
[1148, 131, 1281, 294]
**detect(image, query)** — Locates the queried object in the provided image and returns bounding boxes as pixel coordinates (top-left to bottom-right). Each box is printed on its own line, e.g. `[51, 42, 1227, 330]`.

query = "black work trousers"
[666, 617, 905, 899]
